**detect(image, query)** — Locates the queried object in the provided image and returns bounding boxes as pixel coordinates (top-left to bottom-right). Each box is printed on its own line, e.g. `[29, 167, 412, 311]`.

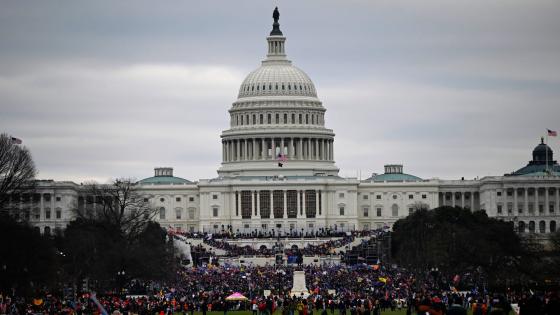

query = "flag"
[277, 154, 287, 167]
[548, 129, 557, 137]
[11, 137, 22, 144]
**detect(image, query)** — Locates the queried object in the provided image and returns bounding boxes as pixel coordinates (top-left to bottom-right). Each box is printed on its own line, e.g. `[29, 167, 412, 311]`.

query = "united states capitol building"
[21, 9, 560, 237]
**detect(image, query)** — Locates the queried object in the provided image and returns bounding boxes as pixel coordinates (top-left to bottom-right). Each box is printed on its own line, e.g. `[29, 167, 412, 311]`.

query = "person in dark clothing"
[447, 296, 467, 315]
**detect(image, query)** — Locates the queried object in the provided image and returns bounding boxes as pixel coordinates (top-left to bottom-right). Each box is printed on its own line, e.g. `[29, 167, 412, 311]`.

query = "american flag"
[548, 129, 557, 137]
[11, 137, 22, 144]
[277, 154, 287, 162]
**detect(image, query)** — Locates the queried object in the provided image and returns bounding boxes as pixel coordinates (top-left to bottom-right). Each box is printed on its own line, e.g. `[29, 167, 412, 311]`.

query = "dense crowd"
[3, 261, 560, 314]
[203, 236, 354, 258]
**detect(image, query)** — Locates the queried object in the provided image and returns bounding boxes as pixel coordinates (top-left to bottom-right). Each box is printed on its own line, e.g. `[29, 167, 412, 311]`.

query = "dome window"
[251, 85, 254, 91]
[256, 85, 259, 91]
[288, 84, 291, 90]
[282, 84, 285, 90]
[299, 84, 302, 90]
[269, 84, 272, 90]
[260, 114, 263, 124]
[275, 84, 278, 90]
[263, 85, 266, 90]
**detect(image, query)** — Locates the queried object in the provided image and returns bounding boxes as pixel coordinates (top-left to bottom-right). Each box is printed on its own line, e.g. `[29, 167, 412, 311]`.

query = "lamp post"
[116, 270, 125, 295]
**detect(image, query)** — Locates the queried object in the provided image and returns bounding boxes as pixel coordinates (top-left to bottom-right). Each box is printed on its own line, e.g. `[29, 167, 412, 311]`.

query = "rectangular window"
[507, 190, 513, 196]
[422, 194, 427, 199]
[363, 207, 369, 217]
[376, 208, 382, 217]
[305, 190, 317, 218]
[176, 197, 181, 202]
[259, 191, 271, 218]
[45, 209, 51, 219]
[339, 193, 345, 198]
[56, 196, 61, 202]
[189, 197, 194, 202]
[518, 205, 523, 214]
[550, 204, 555, 213]
[56, 210, 61, 219]
[409, 208, 413, 214]
[273, 190, 284, 219]
[376, 195, 381, 200]
[497, 205, 503, 214]
[241, 191, 252, 219]
[213, 207, 218, 217]
[363, 195, 368, 200]
[176, 209, 182, 219]
[339, 207, 345, 216]
[212, 194, 218, 200]
[497, 191, 502, 196]
[539, 204, 544, 213]
[188, 209, 195, 219]
[408, 194, 413, 199]
[287, 190, 297, 218]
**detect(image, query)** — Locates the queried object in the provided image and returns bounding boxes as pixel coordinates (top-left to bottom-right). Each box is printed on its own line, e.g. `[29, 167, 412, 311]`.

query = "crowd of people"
[202, 236, 354, 258]
[2, 261, 560, 314]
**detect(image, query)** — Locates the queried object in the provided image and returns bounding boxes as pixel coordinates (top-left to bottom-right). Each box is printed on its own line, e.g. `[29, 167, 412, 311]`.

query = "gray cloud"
[0, 0, 559, 182]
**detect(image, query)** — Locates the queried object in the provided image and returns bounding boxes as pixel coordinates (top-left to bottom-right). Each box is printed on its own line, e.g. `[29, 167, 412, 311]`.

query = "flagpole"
[546, 132, 549, 175]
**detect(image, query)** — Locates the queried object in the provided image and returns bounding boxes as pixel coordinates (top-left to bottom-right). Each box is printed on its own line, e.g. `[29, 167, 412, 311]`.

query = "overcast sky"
[1, 0, 559, 183]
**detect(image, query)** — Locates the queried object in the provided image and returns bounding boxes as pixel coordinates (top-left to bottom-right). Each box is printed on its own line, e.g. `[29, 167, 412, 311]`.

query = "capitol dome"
[218, 7, 339, 178]
[238, 64, 317, 98]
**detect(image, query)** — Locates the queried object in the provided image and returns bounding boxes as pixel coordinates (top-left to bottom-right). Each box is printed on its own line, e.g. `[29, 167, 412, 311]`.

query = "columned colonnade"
[222, 137, 334, 162]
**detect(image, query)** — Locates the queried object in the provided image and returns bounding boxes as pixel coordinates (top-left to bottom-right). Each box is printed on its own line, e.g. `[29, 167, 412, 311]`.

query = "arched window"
[299, 114, 302, 124]
[518, 221, 526, 233]
[392, 204, 399, 217]
[44, 226, 51, 236]
[551, 221, 557, 233]
[291, 113, 295, 123]
[529, 221, 535, 233]
[539, 220, 546, 233]
[253, 114, 256, 124]
[159, 207, 166, 220]
[267, 114, 271, 124]
[305, 114, 309, 124]
[284, 113, 287, 124]
[260, 114, 263, 124]
[312, 115, 315, 124]
[275, 113, 279, 124]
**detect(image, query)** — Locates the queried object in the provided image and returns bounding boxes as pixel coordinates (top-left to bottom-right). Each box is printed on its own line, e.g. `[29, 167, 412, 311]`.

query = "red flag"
[548, 129, 557, 137]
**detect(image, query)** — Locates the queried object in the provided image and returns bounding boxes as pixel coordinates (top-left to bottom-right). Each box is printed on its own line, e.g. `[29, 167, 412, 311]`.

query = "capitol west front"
[19, 9, 560, 236]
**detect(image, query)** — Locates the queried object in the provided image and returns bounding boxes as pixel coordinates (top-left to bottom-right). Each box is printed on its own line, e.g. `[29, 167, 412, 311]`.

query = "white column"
[535, 187, 539, 214]
[513, 188, 518, 215]
[272, 138, 276, 159]
[451, 192, 456, 207]
[315, 190, 320, 216]
[315, 138, 319, 160]
[461, 192, 465, 208]
[556, 187, 560, 214]
[290, 138, 295, 159]
[261, 138, 266, 160]
[545, 187, 549, 215]
[237, 191, 242, 218]
[251, 191, 257, 216]
[302, 191, 306, 217]
[297, 190, 301, 217]
[307, 139, 311, 160]
[298, 138, 303, 160]
[281, 138, 285, 157]
[256, 191, 261, 217]
[329, 140, 334, 161]
[270, 190, 274, 218]
[243, 139, 248, 160]
[236, 140, 240, 161]
[524, 188, 528, 214]
[252, 138, 257, 161]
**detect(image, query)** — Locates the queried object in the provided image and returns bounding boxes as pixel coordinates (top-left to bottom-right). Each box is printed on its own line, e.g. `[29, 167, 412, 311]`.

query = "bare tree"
[76, 178, 157, 240]
[0, 133, 36, 212]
